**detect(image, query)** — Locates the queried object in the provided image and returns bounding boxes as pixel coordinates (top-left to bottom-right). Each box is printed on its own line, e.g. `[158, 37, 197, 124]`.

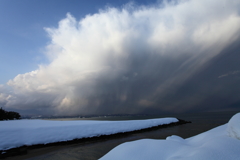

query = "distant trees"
[0, 108, 21, 120]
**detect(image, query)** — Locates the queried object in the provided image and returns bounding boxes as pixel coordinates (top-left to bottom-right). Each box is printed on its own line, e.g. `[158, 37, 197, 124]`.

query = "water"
[6, 110, 239, 160]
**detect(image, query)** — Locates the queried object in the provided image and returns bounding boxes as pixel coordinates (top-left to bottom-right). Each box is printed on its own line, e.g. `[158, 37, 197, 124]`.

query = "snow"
[100, 113, 240, 160]
[0, 117, 178, 151]
[227, 113, 240, 140]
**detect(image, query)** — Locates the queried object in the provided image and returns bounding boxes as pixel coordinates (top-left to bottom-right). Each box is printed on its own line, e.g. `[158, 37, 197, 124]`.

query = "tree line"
[0, 108, 21, 120]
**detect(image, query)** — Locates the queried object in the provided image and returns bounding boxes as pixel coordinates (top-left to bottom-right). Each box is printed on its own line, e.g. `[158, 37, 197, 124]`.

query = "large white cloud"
[2, 0, 240, 115]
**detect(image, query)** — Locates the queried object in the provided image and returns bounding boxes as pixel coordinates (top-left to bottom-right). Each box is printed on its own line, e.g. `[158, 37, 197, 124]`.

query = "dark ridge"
[0, 108, 21, 121]
[0, 118, 190, 159]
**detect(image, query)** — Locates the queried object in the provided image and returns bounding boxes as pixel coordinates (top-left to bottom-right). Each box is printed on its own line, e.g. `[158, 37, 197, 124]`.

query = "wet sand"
[3, 111, 238, 160]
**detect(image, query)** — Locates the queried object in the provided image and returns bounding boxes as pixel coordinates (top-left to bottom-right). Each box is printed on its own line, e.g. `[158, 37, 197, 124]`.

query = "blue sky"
[0, 0, 157, 84]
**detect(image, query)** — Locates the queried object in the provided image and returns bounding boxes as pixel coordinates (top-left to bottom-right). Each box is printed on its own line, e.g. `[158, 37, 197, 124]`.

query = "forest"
[0, 108, 21, 120]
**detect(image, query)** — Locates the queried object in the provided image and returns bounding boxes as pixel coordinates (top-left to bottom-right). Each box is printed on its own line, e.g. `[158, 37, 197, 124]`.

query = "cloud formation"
[1, 0, 240, 115]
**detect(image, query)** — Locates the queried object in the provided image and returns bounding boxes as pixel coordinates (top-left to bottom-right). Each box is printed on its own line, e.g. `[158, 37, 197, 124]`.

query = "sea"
[7, 110, 240, 160]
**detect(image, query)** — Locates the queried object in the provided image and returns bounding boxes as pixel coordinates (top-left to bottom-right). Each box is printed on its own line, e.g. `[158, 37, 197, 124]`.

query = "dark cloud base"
[64, 39, 240, 116]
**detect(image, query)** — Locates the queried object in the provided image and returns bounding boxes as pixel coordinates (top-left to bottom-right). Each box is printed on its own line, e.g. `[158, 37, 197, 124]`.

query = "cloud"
[218, 70, 240, 78]
[1, 0, 240, 115]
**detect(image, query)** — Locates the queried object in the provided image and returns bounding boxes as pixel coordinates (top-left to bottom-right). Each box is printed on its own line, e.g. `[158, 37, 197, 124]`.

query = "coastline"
[2, 111, 238, 160]
[1, 119, 189, 159]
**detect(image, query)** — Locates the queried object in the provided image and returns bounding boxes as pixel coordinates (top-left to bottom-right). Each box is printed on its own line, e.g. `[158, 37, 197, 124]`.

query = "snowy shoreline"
[100, 113, 240, 160]
[0, 117, 180, 153]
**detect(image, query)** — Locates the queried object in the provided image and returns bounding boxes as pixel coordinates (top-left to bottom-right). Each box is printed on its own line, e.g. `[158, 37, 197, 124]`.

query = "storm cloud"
[1, 0, 240, 115]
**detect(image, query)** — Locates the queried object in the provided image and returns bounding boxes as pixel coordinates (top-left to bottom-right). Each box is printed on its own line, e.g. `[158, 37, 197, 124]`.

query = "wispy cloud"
[218, 70, 240, 78]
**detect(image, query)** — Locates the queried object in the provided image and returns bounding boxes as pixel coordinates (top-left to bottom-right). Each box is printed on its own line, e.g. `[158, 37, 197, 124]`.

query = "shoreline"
[0, 119, 190, 159]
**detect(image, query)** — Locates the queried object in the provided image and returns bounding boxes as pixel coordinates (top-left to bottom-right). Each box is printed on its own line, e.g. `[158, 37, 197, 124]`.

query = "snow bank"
[100, 113, 240, 160]
[227, 113, 240, 140]
[0, 117, 178, 150]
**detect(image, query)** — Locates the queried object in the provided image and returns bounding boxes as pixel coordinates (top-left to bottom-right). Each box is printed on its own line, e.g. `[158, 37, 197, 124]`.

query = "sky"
[0, 0, 240, 116]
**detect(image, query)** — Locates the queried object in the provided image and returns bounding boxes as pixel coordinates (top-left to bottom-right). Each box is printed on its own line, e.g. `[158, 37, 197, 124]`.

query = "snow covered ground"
[100, 113, 240, 160]
[0, 117, 178, 151]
